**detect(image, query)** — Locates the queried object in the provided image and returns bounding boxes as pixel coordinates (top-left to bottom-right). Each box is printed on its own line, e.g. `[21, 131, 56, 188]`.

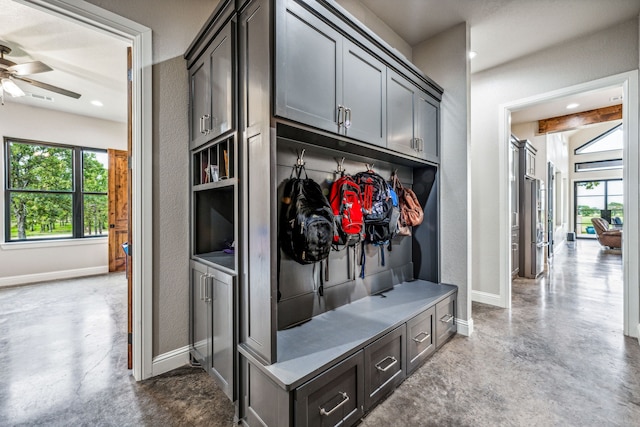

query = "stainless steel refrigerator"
[521, 177, 544, 278]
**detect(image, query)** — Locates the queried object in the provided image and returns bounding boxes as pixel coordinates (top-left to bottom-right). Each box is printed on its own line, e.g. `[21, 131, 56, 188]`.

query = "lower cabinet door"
[435, 294, 457, 348]
[364, 325, 406, 411]
[190, 260, 211, 371]
[295, 351, 364, 427]
[406, 306, 435, 375]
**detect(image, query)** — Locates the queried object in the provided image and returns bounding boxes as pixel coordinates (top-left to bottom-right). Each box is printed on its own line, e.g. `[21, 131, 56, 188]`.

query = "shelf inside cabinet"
[193, 185, 236, 272]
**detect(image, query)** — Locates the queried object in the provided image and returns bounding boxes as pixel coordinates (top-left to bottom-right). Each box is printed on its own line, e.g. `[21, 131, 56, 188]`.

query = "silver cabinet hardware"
[337, 105, 345, 129]
[199, 116, 205, 134]
[344, 107, 352, 129]
[199, 274, 205, 301]
[319, 391, 350, 416]
[375, 355, 398, 372]
[203, 114, 211, 134]
[440, 313, 454, 323]
[412, 332, 431, 344]
[204, 274, 212, 303]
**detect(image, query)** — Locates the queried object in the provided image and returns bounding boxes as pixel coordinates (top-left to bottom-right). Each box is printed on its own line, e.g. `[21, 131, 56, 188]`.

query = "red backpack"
[329, 174, 364, 247]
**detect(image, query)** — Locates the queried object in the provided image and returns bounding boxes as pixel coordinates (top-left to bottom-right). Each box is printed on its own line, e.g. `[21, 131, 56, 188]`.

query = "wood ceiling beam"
[537, 104, 622, 134]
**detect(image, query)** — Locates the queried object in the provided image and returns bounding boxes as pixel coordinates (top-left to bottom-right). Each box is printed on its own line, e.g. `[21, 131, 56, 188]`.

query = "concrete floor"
[1, 239, 639, 426]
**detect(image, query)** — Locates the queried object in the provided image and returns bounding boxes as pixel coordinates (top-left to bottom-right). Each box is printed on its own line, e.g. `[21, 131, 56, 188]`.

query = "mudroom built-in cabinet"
[185, 1, 457, 426]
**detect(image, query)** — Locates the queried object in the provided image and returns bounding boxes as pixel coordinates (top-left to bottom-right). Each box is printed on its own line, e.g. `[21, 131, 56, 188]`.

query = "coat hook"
[296, 149, 306, 167]
[335, 157, 346, 174]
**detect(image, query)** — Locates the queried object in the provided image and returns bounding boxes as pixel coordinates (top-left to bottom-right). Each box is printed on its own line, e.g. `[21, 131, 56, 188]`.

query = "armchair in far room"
[591, 217, 622, 249]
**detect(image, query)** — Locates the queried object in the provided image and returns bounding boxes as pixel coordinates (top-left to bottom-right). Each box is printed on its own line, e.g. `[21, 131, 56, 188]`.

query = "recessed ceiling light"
[91, 100, 103, 107]
[468, 51, 477, 59]
[566, 103, 579, 109]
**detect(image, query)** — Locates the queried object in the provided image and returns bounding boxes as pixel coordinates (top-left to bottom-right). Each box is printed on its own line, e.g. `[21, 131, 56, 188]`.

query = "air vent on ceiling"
[26, 92, 54, 102]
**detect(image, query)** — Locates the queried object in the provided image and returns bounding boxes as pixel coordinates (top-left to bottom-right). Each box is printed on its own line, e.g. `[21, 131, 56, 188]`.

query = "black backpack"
[279, 166, 334, 265]
[354, 169, 394, 244]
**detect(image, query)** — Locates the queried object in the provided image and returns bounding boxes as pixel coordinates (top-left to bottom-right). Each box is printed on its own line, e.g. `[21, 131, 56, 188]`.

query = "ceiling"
[0, 0, 129, 123]
[0, 0, 638, 124]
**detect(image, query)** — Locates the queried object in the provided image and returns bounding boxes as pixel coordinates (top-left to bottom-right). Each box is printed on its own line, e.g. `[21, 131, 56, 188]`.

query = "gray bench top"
[240, 279, 456, 390]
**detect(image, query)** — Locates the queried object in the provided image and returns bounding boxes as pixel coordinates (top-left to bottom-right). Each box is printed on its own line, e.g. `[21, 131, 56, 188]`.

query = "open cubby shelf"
[193, 136, 235, 186]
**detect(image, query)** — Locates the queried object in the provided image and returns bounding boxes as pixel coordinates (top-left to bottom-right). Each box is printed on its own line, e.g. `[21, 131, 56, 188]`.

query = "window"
[574, 123, 623, 154]
[4, 138, 109, 241]
[574, 158, 623, 172]
[574, 179, 623, 237]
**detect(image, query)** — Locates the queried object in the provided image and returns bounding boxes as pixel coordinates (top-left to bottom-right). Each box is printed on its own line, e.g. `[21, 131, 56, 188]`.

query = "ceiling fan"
[0, 43, 81, 102]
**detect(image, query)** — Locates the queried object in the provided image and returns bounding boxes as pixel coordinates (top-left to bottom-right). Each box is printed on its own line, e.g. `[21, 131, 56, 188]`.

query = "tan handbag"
[391, 171, 424, 237]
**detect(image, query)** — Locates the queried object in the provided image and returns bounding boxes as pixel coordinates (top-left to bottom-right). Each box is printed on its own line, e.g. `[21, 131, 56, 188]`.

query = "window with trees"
[574, 179, 623, 238]
[4, 138, 108, 242]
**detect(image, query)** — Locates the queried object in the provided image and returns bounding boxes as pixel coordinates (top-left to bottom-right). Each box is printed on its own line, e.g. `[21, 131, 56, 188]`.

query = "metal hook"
[365, 163, 374, 171]
[335, 157, 346, 174]
[296, 149, 306, 167]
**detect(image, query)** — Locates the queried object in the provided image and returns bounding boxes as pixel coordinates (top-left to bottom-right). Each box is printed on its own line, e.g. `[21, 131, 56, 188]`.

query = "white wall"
[471, 18, 639, 298]
[336, 0, 412, 61]
[412, 23, 472, 332]
[0, 102, 127, 287]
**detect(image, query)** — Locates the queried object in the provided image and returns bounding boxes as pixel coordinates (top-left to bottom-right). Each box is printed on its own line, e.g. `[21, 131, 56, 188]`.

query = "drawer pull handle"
[412, 332, 431, 344]
[375, 356, 398, 372]
[440, 314, 454, 323]
[319, 391, 349, 417]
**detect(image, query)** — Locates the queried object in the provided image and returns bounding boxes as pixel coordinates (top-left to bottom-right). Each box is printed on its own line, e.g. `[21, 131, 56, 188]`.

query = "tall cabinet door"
[386, 70, 416, 157]
[190, 260, 211, 370]
[212, 270, 234, 400]
[189, 55, 211, 149]
[415, 91, 439, 162]
[276, 0, 342, 133]
[342, 40, 386, 147]
[208, 21, 235, 141]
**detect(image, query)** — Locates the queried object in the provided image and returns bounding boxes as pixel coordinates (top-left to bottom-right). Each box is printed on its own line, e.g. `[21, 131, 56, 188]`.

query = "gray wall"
[412, 23, 471, 325]
[85, 0, 220, 356]
[471, 17, 639, 298]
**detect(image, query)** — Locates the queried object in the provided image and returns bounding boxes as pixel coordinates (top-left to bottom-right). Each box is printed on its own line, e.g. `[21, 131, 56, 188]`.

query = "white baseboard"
[456, 317, 474, 336]
[472, 290, 504, 307]
[0, 266, 108, 288]
[152, 345, 191, 377]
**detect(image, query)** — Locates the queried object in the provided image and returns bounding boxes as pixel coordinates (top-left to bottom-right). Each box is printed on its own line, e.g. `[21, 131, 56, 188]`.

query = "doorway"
[501, 72, 639, 338]
[19, 0, 153, 379]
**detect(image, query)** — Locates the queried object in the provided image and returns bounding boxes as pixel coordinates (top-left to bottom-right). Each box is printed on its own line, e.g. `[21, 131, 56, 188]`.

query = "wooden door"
[108, 148, 128, 272]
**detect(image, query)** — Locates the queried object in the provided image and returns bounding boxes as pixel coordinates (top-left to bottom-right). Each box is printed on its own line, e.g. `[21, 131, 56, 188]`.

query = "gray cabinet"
[435, 294, 456, 348]
[387, 70, 439, 162]
[295, 351, 365, 427]
[189, 260, 235, 400]
[364, 325, 406, 411]
[275, 0, 342, 134]
[406, 306, 435, 375]
[189, 19, 235, 149]
[276, 0, 386, 146]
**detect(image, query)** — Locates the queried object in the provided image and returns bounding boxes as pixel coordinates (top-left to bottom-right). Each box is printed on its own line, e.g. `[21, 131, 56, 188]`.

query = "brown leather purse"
[391, 171, 424, 236]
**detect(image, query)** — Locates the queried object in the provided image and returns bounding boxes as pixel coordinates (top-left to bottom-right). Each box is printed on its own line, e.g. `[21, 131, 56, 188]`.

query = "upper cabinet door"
[386, 70, 416, 157]
[276, 0, 342, 134]
[415, 91, 439, 162]
[189, 20, 235, 150]
[342, 40, 386, 147]
[208, 21, 235, 142]
[190, 55, 211, 149]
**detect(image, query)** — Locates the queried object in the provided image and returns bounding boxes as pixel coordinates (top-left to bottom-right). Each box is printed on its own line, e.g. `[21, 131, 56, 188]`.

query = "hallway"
[0, 239, 638, 426]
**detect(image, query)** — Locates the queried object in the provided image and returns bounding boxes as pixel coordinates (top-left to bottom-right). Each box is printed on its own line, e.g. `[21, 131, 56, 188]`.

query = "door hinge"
[128, 333, 133, 345]
[128, 156, 132, 169]
[127, 68, 133, 82]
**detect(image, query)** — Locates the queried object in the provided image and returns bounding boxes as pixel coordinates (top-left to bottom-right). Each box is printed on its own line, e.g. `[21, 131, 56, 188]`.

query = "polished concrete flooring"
[1, 240, 639, 426]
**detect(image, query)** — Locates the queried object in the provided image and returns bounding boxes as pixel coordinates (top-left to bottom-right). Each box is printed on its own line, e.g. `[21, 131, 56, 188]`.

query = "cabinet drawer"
[295, 351, 364, 427]
[435, 295, 456, 348]
[406, 306, 435, 375]
[364, 325, 406, 411]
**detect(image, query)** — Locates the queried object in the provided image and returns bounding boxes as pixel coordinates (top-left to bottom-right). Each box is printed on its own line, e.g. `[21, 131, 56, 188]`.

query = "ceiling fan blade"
[13, 75, 81, 99]
[8, 61, 52, 76]
[0, 57, 17, 68]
